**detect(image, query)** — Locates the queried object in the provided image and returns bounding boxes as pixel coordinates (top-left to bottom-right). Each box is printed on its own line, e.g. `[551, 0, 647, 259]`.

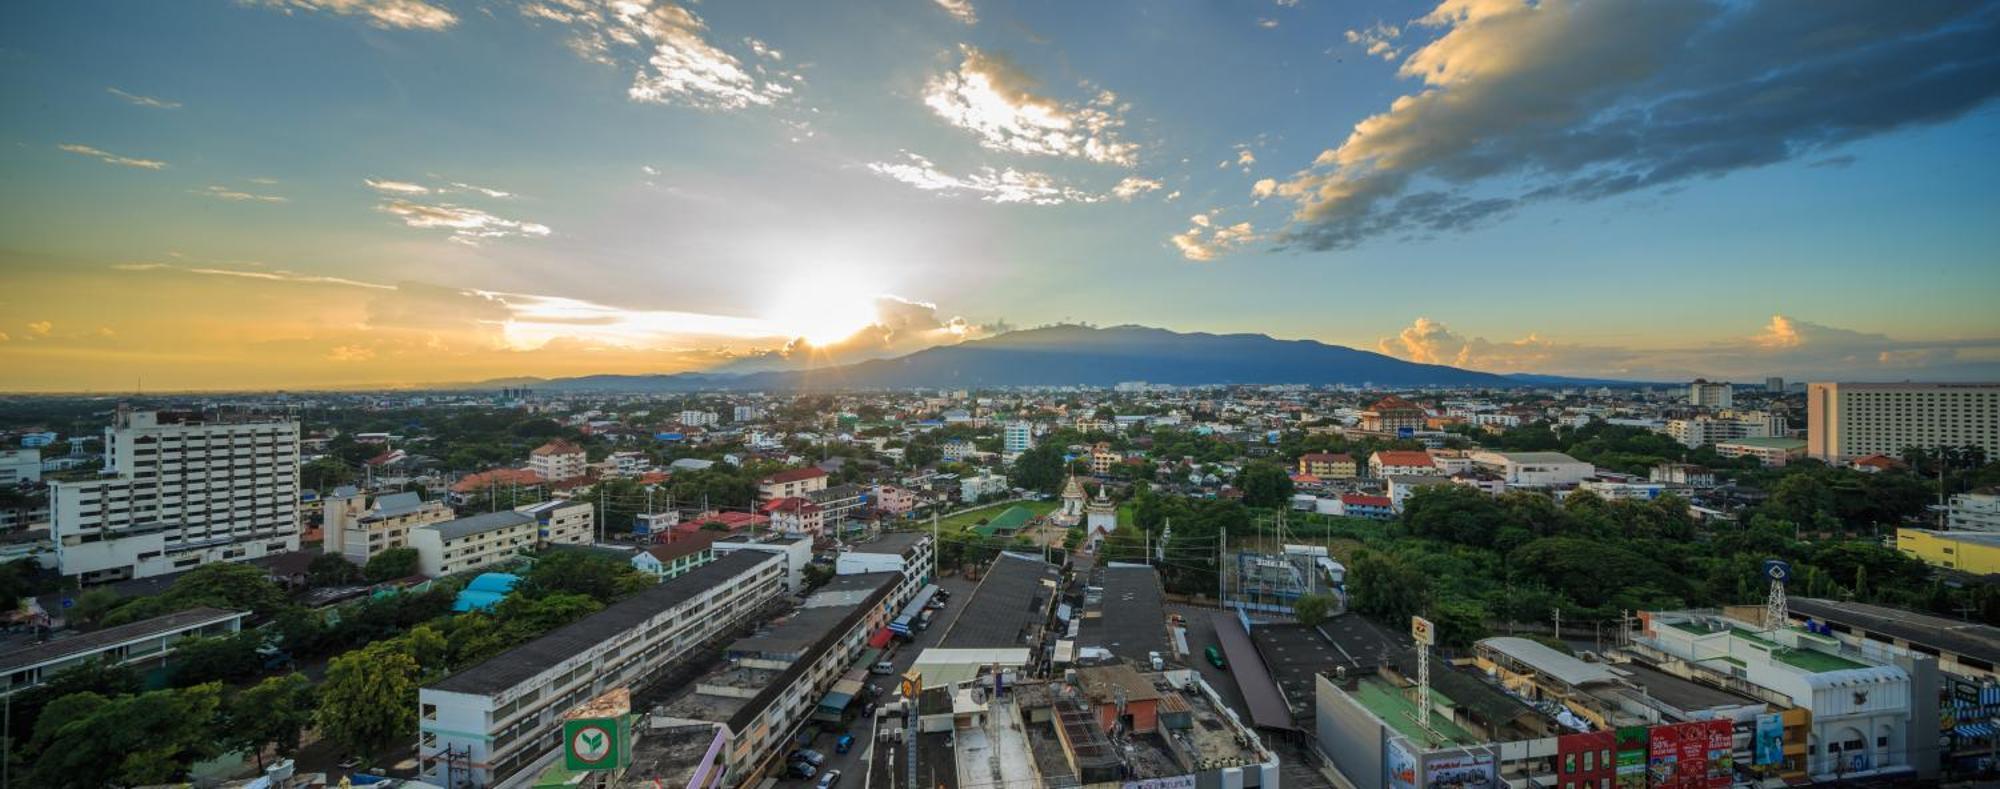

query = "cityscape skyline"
[4, 0, 2000, 392]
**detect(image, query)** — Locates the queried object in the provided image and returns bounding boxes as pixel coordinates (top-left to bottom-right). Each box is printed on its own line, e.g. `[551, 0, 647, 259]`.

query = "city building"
[1717, 436, 1809, 467]
[757, 467, 828, 501]
[416, 550, 786, 786]
[1650, 462, 1717, 488]
[1767, 377, 1787, 393]
[322, 488, 455, 566]
[1894, 528, 2000, 575]
[1807, 382, 2000, 462]
[761, 497, 825, 538]
[835, 531, 935, 606]
[1946, 491, 2000, 532]
[1298, 452, 1357, 479]
[1665, 411, 1782, 448]
[678, 409, 719, 427]
[1790, 597, 2000, 683]
[1386, 475, 1453, 513]
[1089, 443, 1120, 475]
[409, 510, 538, 577]
[1689, 379, 1735, 408]
[1360, 395, 1428, 433]
[49, 410, 301, 582]
[1338, 493, 1394, 520]
[1368, 450, 1438, 478]
[0, 607, 246, 695]
[1003, 421, 1033, 457]
[630, 531, 721, 579]
[1468, 450, 1595, 487]
[527, 439, 587, 481]
[807, 483, 868, 533]
[515, 499, 594, 545]
[959, 471, 1009, 502]
[0, 448, 41, 484]
[712, 533, 814, 591]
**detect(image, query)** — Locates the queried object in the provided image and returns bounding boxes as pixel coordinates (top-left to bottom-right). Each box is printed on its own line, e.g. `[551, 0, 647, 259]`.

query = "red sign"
[1647, 720, 1733, 789]
[1557, 730, 1616, 786]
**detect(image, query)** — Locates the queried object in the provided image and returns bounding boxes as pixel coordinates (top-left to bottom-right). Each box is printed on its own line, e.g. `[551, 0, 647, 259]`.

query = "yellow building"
[1895, 528, 2000, 575]
[1298, 452, 1357, 479]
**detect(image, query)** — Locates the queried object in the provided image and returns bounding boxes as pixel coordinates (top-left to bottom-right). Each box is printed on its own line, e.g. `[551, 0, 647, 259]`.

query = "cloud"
[327, 344, 376, 362]
[1343, 22, 1403, 60]
[867, 152, 1107, 205]
[934, 0, 977, 25]
[1112, 176, 1164, 200]
[58, 143, 166, 170]
[1371, 315, 2000, 380]
[715, 295, 990, 372]
[377, 200, 552, 244]
[1169, 212, 1257, 262]
[106, 87, 181, 109]
[366, 177, 515, 198]
[27, 321, 53, 336]
[447, 182, 513, 198]
[923, 46, 1138, 166]
[1251, 178, 1278, 198]
[180, 266, 396, 290]
[1257, 18, 1279, 29]
[246, 0, 456, 30]
[364, 178, 432, 195]
[194, 185, 288, 203]
[1278, 0, 2000, 251]
[519, 0, 799, 110]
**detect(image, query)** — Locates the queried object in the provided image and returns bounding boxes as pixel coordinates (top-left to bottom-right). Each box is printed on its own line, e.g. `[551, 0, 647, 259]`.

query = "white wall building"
[1689, 379, 1735, 408]
[679, 410, 720, 427]
[409, 510, 538, 577]
[527, 439, 587, 482]
[417, 551, 785, 786]
[712, 533, 815, 591]
[837, 532, 934, 604]
[515, 499, 594, 545]
[323, 489, 455, 566]
[1468, 450, 1595, 487]
[49, 410, 301, 582]
[1003, 421, 1033, 456]
[0, 449, 41, 485]
[1947, 492, 2000, 532]
[1807, 382, 2000, 462]
[960, 472, 1009, 501]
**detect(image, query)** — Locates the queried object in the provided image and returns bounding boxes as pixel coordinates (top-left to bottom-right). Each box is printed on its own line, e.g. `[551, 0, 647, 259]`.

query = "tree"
[309, 553, 364, 587]
[802, 564, 836, 589]
[6, 658, 142, 743]
[517, 551, 652, 604]
[1293, 593, 1337, 627]
[316, 643, 421, 759]
[167, 632, 264, 687]
[73, 587, 122, 627]
[491, 593, 603, 640]
[1011, 444, 1068, 494]
[1348, 550, 1432, 625]
[102, 562, 289, 625]
[1238, 463, 1295, 508]
[227, 673, 316, 770]
[365, 546, 422, 583]
[29, 683, 225, 789]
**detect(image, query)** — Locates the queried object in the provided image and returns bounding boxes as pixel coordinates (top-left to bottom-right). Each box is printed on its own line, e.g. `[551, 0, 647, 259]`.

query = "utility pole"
[1218, 525, 1227, 607]
[1552, 607, 1562, 642]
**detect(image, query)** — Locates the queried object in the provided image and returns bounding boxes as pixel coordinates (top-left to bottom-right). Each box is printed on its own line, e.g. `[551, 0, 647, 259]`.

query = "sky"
[2, 0, 1998, 391]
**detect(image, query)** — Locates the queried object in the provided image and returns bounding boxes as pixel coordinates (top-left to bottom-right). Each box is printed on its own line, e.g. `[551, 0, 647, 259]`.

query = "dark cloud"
[1278, 0, 2000, 250]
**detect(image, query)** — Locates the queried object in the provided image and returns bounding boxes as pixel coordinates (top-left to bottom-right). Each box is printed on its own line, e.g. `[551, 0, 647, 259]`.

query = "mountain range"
[475, 325, 1633, 392]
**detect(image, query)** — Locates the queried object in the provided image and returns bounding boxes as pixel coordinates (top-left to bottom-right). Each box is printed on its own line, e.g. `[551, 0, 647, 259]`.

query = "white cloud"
[448, 182, 513, 198]
[377, 200, 553, 244]
[58, 143, 166, 170]
[1343, 23, 1402, 60]
[520, 0, 799, 110]
[1279, 1, 2000, 251]
[1251, 178, 1278, 199]
[27, 321, 53, 336]
[106, 87, 181, 109]
[923, 46, 1138, 166]
[1112, 176, 1164, 200]
[194, 185, 288, 203]
[364, 178, 431, 195]
[867, 152, 1106, 206]
[1169, 212, 1256, 262]
[1257, 18, 1279, 29]
[934, 0, 977, 25]
[247, 0, 456, 30]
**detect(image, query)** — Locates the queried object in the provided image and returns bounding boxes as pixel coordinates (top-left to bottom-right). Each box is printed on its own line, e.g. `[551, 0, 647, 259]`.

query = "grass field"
[936, 499, 1059, 534]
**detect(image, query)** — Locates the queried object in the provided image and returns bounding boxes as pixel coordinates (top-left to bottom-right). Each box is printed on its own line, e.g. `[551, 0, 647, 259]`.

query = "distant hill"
[511, 324, 1554, 391]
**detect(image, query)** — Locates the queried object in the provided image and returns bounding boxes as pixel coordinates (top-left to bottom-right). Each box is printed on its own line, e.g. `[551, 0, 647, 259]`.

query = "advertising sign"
[1648, 720, 1732, 788]
[1411, 615, 1436, 646]
[1615, 726, 1648, 789]
[1422, 749, 1497, 789]
[1703, 719, 1734, 785]
[1386, 738, 1420, 789]
[562, 717, 627, 771]
[1754, 713, 1784, 766]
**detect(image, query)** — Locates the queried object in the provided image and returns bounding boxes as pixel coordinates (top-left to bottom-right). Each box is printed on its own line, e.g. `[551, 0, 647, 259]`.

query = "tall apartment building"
[1807, 382, 2000, 462]
[678, 410, 719, 427]
[49, 410, 300, 582]
[1664, 410, 1783, 448]
[417, 550, 785, 786]
[1688, 379, 1735, 408]
[1003, 421, 1033, 456]
[515, 498, 594, 545]
[0, 449, 42, 485]
[322, 488, 455, 566]
[1766, 376, 1786, 392]
[409, 510, 538, 577]
[527, 439, 586, 481]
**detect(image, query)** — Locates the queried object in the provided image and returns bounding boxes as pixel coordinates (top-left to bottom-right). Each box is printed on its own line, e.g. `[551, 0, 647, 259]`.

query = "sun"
[765, 272, 883, 347]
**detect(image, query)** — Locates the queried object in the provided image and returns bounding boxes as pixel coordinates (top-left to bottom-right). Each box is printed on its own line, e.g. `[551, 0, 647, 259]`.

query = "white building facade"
[1808, 382, 2000, 462]
[49, 410, 301, 582]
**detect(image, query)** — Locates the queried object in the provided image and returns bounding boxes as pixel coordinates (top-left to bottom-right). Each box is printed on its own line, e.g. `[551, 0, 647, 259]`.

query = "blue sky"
[2, 0, 1997, 390]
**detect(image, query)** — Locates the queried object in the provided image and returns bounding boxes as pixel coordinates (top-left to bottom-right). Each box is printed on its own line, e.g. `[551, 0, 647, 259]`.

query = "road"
[776, 574, 977, 789]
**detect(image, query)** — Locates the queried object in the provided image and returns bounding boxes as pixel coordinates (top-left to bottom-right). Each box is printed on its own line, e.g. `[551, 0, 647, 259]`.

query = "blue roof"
[454, 572, 520, 612]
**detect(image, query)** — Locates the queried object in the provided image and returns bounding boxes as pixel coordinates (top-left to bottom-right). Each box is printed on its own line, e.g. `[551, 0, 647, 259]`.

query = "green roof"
[972, 505, 1035, 537]
[1351, 677, 1477, 748]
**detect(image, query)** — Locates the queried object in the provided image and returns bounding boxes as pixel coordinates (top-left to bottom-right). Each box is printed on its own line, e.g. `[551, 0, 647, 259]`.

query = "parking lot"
[775, 574, 977, 789]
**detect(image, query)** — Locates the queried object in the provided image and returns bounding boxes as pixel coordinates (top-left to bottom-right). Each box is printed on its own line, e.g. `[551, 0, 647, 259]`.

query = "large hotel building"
[1806, 382, 2000, 462]
[49, 409, 301, 582]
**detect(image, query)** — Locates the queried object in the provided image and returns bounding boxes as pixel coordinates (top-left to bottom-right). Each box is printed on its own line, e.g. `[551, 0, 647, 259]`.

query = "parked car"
[793, 749, 826, 767]
[1205, 644, 1227, 670]
[788, 762, 817, 779]
[835, 734, 855, 754]
[817, 769, 843, 789]
[871, 661, 897, 675]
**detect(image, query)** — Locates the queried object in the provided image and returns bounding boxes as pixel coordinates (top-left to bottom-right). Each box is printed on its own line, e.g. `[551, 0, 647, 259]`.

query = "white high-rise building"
[1688, 379, 1734, 408]
[49, 410, 301, 582]
[1004, 421, 1033, 456]
[1807, 382, 2000, 462]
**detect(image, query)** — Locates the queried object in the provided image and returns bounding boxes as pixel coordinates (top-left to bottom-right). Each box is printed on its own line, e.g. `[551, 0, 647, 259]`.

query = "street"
[776, 573, 978, 789]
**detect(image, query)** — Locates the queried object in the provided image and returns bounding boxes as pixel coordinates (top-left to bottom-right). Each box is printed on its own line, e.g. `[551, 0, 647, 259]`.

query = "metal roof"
[420, 510, 535, 542]
[1212, 612, 1295, 731]
[0, 607, 244, 673]
[1479, 637, 1624, 687]
[1792, 597, 2000, 665]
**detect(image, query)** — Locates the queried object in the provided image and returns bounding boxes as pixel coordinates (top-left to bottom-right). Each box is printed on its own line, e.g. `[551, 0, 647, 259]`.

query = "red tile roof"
[1299, 452, 1354, 463]
[1341, 494, 1391, 507]
[761, 496, 822, 514]
[645, 531, 722, 563]
[531, 439, 584, 456]
[760, 467, 829, 484]
[450, 467, 544, 493]
[1372, 450, 1436, 467]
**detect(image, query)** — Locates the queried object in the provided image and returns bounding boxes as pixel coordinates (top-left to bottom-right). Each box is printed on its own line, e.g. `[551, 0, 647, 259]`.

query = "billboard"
[1423, 749, 1497, 789]
[1411, 616, 1436, 646]
[1386, 738, 1420, 789]
[1754, 713, 1784, 766]
[1615, 726, 1648, 789]
[1648, 720, 1732, 789]
[562, 716, 629, 772]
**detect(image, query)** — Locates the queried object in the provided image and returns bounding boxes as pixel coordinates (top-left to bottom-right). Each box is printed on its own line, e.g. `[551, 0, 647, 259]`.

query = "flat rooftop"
[0, 606, 243, 674]
[1077, 565, 1167, 662]
[1250, 622, 1347, 719]
[427, 550, 774, 696]
[852, 530, 927, 557]
[615, 723, 721, 789]
[1351, 676, 1477, 748]
[729, 606, 860, 657]
[1792, 596, 2000, 666]
[1614, 661, 1758, 712]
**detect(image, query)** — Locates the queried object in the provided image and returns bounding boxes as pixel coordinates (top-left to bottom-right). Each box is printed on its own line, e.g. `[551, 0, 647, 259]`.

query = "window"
[421, 703, 438, 721]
